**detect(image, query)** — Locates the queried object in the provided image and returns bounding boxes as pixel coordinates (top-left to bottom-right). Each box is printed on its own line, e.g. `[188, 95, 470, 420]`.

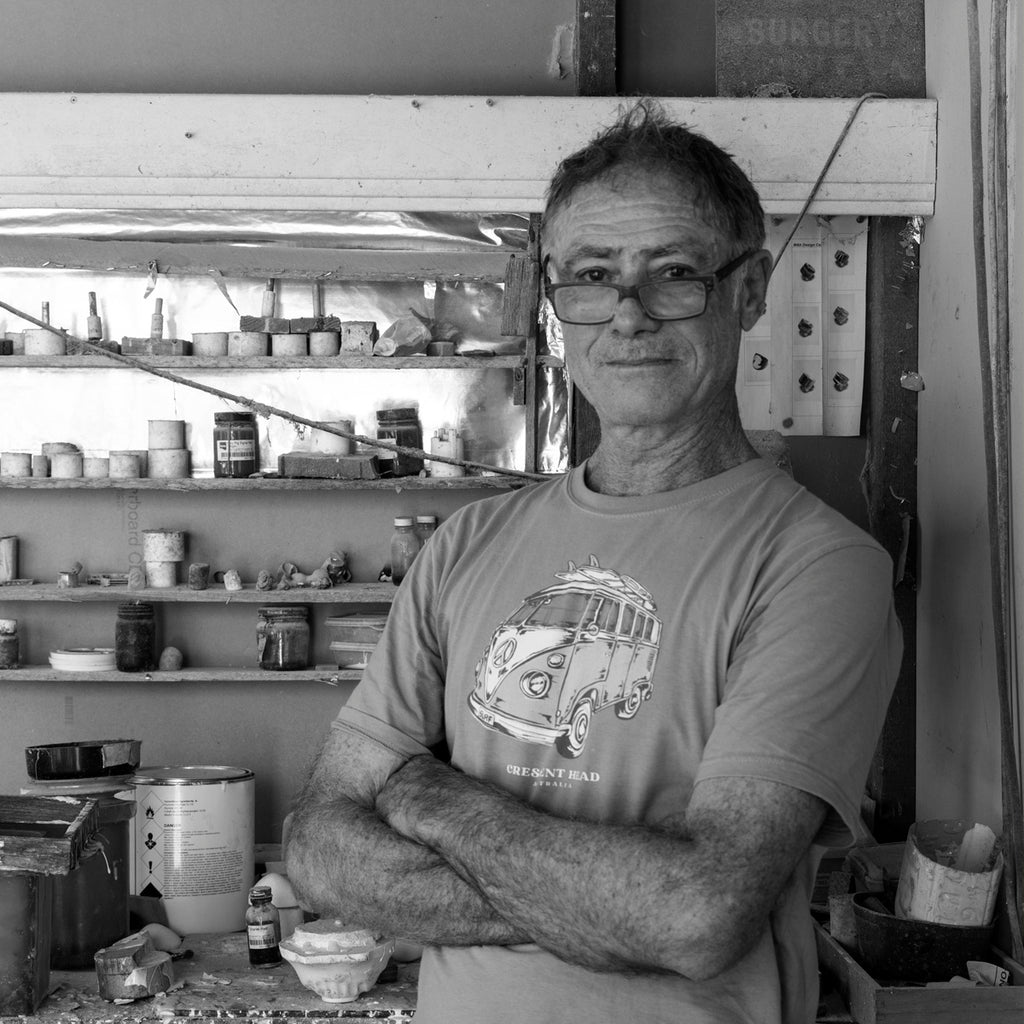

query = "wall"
[0, 0, 572, 844]
[0, 0, 577, 95]
[916, 0, 1010, 828]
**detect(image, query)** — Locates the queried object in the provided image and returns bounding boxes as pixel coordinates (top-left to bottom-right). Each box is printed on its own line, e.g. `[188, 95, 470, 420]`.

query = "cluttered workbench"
[15, 934, 417, 1023]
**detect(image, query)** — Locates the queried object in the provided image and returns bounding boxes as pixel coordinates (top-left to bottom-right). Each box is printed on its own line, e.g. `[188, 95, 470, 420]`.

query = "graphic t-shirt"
[334, 458, 903, 1024]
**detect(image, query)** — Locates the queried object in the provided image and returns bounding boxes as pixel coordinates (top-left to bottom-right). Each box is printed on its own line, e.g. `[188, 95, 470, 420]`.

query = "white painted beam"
[0, 94, 935, 216]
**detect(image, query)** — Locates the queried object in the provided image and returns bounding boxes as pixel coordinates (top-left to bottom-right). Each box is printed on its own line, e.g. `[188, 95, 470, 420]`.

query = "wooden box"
[815, 921, 1024, 1023]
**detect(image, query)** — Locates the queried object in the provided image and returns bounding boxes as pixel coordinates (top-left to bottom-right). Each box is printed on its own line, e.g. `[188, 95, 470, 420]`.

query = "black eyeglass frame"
[543, 249, 757, 325]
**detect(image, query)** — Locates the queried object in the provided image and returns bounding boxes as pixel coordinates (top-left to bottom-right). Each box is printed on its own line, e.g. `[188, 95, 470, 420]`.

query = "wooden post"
[570, 0, 617, 465]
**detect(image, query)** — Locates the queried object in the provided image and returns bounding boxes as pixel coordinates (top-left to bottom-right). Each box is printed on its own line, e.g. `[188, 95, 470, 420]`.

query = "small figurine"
[256, 569, 274, 591]
[323, 550, 352, 585]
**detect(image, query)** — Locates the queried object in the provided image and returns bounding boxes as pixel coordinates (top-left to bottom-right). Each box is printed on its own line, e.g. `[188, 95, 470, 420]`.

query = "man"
[286, 101, 902, 1024]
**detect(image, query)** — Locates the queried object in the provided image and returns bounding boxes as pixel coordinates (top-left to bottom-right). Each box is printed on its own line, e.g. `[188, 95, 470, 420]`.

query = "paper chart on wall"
[735, 216, 868, 437]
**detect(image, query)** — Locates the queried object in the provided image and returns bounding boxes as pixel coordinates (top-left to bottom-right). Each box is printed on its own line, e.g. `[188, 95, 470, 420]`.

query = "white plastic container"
[130, 766, 255, 934]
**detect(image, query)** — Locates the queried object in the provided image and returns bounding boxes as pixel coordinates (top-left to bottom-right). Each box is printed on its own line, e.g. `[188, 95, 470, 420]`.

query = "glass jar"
[257, 606, 310, 671]
[0, 618, 19, 670]
[389, 516, 422, 586]
[376, 407, 423, 477]
[414, 514, 437, 545]
[115, 602, 155, 672]
[213, 411, 259, 478]
[245, 886, 282, 968]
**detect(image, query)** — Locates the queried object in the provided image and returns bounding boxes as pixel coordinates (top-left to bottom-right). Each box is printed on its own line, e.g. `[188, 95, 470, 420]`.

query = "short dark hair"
[541, 99, 766, 253]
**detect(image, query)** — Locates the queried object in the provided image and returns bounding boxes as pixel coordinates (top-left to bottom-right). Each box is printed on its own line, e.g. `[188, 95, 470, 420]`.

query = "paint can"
[82, 456, 109, 479]
[311, 419, 353, 455]
[228, 332, 268, 357]
[271, 333, 307, 357]
[148, 420, 185, 450]
[130, 766, 255, 935]
[50, 452, 83, 479]
[142, 529, 185, 563]
[143, 561, 177, 588]
[148, 449, 190, 479]
[308, 331, 340, 356]
[23, 328, 65, 356]
[108, 452, 141, 479]
[1, 452, 32, 477]
[192, 332, 229, 357]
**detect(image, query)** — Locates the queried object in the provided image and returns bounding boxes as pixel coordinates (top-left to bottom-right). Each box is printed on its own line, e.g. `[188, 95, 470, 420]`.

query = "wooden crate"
[815, 922, 1024, 1023]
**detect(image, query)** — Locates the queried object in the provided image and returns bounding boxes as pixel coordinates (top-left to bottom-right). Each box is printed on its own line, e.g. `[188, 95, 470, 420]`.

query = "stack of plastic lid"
[49, 648, 116, 672]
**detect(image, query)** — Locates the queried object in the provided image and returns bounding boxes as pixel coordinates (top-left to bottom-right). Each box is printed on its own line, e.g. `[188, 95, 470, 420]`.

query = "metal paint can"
[130, 766, 255, 935]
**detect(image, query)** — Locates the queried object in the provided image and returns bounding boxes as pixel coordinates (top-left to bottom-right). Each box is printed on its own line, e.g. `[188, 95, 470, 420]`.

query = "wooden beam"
[862, 217, 920, 841]
[0, 95, 936, 215]
[576, 0, 617, 95]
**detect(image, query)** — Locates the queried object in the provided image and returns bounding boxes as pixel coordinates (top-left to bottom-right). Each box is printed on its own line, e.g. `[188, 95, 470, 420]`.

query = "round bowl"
[852, 890, 993, 983]
[280, 938, 394, 1003]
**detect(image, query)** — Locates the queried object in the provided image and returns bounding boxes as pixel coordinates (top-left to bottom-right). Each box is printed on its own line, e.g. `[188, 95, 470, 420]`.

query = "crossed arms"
[285, 723, 826, 980]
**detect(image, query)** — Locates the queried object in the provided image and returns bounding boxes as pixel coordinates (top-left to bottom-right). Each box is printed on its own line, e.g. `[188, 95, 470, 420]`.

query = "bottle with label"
[389, 516, 422, 585]
[246, 885, 282, 968]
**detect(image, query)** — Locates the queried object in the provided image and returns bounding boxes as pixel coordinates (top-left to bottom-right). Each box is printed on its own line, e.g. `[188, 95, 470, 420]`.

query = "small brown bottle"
[246, 886, 282, 968]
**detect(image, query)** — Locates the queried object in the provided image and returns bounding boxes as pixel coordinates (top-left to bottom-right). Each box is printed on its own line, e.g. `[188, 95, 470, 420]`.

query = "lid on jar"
[393, 516, 414, 527]
[414, 515, 437, 525]
[214, 411, 256, 423]
[257, 605, 309, 618]
[249, 885, 273, 903]
[117, 601, 155, 615]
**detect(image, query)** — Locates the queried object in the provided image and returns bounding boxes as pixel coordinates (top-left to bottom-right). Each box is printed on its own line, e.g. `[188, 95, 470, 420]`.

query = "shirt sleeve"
[694, 542, 903, 847]
[333, 525, 450, 759]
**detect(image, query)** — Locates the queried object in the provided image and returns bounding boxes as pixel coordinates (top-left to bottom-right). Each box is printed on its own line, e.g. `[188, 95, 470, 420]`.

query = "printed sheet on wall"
[736, 215, 868, 436]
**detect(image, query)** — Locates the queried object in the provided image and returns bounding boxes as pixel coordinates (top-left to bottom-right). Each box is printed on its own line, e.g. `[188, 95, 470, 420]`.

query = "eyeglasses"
[544, 250, 756, 325]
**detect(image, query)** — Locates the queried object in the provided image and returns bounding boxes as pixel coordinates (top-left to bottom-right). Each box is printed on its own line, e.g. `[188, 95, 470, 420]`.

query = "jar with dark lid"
[257, 606, 310, 671]
[376, 407, 423, 477]
[246, 885, 282, 968]
[115, 602, 155, 672]
[213, 411, 259, 478]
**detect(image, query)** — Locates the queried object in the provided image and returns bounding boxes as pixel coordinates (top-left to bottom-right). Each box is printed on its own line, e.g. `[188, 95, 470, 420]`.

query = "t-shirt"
[334, 458, 903, 1024]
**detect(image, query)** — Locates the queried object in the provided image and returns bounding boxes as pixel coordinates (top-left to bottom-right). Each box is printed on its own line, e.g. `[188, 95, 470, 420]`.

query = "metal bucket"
[130, 766, 254, 934]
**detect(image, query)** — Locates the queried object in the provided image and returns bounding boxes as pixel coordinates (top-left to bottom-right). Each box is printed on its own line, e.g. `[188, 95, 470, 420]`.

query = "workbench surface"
[11, 934, 417, 1022]
[9, 932, 861, 1023]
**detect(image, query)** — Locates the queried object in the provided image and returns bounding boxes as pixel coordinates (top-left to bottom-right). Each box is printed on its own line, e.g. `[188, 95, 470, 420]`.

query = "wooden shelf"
[0, 666, 365, 684]
[0, 474, 532, 491]
[0, 236, 517, 282]
[0, 582, 396, 603]
[0, 354, 524, 370]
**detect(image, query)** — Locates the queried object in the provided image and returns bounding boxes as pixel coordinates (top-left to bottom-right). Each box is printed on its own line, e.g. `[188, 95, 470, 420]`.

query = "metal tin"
[130, 766, 255, 935]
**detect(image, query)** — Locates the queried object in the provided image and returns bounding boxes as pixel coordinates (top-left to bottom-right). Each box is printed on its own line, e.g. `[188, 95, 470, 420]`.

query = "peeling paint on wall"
[547, 23, 574, 79]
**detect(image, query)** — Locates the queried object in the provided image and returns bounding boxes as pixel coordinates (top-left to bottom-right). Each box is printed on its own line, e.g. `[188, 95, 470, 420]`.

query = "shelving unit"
[0, 582, 396, 604]
[0, 667, 365, 684]
[0, 475, 530, 492]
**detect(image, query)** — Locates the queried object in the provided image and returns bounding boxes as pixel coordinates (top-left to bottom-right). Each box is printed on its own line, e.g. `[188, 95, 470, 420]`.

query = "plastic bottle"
[246, 886, 282, 968]
[389, 516, 422, 585]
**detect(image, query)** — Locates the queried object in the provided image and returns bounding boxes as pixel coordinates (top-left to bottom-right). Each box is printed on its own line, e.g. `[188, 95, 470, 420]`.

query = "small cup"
[192, 332, 229, 357]
[188, 562, 210, 591]
[309, 331, 340, 356]
[31, 455, 50, 478]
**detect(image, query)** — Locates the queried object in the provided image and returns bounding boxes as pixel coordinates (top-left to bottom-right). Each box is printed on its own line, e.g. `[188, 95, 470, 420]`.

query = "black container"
[115, 602, 155, 672]
[375, 407, 423, 477]
[25, 740, 141, 781]
[213, 411, 259, 478]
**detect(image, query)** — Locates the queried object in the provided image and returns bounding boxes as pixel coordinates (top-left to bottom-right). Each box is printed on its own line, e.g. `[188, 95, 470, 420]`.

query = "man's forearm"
[285, 790, 531, 948]
[374, 756, 708, 975]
